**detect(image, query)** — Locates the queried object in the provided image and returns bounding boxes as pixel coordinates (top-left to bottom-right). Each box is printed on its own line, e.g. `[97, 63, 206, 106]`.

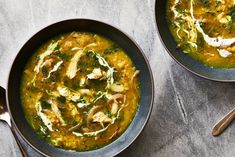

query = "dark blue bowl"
[155, 0, 235, 82]
[6, 19, 154, 157]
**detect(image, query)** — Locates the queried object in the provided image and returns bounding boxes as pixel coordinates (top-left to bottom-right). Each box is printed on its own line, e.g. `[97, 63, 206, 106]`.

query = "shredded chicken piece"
[57, 86, 70, 97]
[87, 106, 101, 125]
[57, 86, 80, 102]
[92, 111, 112, 127]
[44, 61, 63, 79]
[66, 49, 83, 79]
[43, 58, 54, 67]
[66, 44, 98, 79]
[79, 89, 92, 96]
[36, 102, 54, 131]
[72, 94, 126, 137]
[79, 77, 86, 87]
[34, 42, 58, 73]
[50, 100, 66, 126]
[87, 68, 106, 80]
[64, 41, 73, 49]
[108, 93, 125, 115]
[111, 101, 118, 115]
[110, 83, 125, 92]
[94, 53, 115, 88]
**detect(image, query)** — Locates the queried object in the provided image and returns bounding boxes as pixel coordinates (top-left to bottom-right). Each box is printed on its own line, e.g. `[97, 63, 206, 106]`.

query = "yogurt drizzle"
[189, 0, 235, 48]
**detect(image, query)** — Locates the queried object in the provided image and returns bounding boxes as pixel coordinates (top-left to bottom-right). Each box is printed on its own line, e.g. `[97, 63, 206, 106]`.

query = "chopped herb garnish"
[21, 32, 140, 151]
[41, 66, 48, 77]
[40, 100, 51, 109]
[104, 44, 119, 54]
[57, 96, 66, 103]
[228, 6, 235, 22]
[56, 52, 72, 61]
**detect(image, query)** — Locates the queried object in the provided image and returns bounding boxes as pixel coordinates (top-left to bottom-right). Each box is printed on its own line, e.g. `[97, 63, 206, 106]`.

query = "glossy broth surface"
[20, 32, 140, 151]
[167, 0, 235, 68]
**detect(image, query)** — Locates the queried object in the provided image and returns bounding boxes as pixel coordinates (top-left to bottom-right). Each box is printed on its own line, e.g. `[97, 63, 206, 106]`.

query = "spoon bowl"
[0, 87, 11, 126]
[0, 86, 28, 157]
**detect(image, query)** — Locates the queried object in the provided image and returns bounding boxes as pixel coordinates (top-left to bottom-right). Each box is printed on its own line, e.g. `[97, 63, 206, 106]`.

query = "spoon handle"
[212, 107, 235, 136]
[11, 126, 29, 157]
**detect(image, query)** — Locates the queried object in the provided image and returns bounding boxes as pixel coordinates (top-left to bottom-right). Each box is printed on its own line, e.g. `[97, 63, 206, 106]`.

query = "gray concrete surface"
[0, 0, 235, 157]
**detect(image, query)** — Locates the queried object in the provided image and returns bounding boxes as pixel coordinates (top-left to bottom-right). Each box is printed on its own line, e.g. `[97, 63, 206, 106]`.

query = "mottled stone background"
[0, 0, 234, 157]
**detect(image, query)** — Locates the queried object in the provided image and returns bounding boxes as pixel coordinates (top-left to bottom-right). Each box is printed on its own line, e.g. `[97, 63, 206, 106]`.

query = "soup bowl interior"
[155, 0, 235, 82]
[7, 19, 154, 157]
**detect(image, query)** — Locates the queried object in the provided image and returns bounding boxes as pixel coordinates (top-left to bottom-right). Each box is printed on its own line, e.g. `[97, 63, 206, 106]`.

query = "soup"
[20, 32, 140, 151]
[167, 0, 235, 68]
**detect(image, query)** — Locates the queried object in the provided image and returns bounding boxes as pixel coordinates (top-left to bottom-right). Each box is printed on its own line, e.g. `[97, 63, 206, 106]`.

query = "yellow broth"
[20, 32, 140, 151]
[167, 0, 235, 68]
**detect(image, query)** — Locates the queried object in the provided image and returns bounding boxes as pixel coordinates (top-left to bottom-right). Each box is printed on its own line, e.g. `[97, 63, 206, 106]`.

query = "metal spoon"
[212, 107, 235, 136]
[0, 87, 28, 157]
